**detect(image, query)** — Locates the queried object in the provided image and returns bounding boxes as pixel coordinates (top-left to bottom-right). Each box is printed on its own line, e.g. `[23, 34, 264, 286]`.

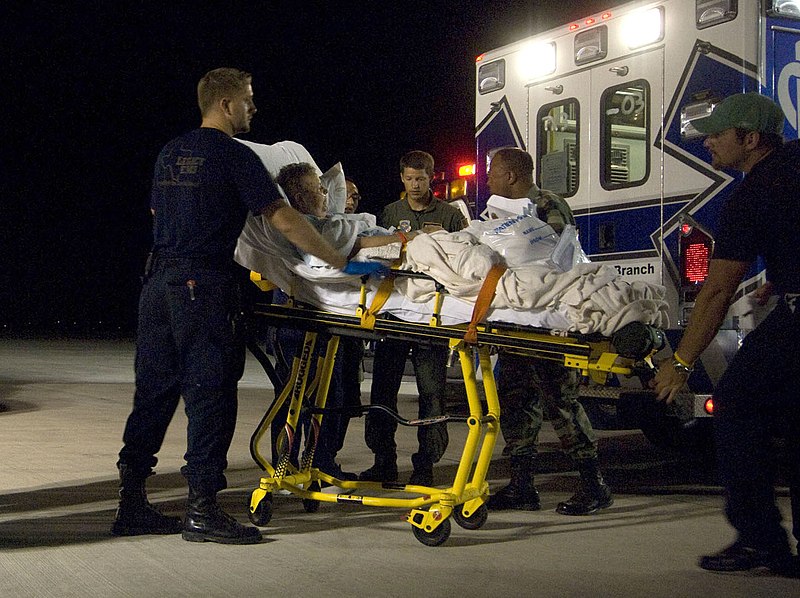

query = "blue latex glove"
[342, 260, 389, 277]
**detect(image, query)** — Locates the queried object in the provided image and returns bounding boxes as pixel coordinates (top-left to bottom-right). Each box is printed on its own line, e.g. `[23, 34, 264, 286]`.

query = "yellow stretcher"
[245, 270, 663, 546]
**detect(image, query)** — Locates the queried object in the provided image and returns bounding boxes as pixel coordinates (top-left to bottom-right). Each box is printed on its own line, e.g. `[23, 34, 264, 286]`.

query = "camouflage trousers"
[495, 351, 597, 461]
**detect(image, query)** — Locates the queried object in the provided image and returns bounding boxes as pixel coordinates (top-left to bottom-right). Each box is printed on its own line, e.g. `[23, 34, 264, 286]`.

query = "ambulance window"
[600, 80, 650, 190]
[536, 99, 579, 197]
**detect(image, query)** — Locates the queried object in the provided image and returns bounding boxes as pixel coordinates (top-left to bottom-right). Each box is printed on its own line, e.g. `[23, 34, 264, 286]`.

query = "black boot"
[488, 455, 540, 511]
[409, 453, 434, 487]
[111, 466, 182, 536]
[358, 451, 398, 482]
[182, 489, 262, 545]
[556, 458, 613, 516]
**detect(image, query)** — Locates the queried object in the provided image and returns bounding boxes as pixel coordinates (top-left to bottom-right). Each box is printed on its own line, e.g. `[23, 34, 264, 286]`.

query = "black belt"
[148, 253, 233, 272]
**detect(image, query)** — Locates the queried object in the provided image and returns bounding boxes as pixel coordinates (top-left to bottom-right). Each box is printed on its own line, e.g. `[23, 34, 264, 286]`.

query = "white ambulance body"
[471, 0, 800, 445]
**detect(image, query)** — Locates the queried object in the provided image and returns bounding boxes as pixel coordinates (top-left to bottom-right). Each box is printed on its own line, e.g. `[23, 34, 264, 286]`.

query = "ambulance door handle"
[609, 66, 629, 76]
[544, 85, 563, 94]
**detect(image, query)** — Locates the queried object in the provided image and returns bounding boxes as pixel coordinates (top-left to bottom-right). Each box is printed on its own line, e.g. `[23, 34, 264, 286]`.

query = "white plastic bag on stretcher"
[465, 214, 589, 272]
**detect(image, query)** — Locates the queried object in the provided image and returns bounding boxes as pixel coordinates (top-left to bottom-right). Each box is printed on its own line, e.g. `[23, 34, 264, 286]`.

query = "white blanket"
[233, 139, 669, 335]
[392, 230, 667, 335]
[235, 216, 669, 335]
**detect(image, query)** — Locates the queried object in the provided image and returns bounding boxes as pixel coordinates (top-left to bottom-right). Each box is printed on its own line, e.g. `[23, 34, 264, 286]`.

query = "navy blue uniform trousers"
[713, 297, 800, 550]
[118, 260, 245, 495]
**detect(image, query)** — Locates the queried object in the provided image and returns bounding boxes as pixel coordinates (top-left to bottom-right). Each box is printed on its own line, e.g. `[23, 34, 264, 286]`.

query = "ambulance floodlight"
[519, 41, 557, 81]
[621, 7, 664, 49]
[575, 26, 608, 65]
[695, 0, 738, 29]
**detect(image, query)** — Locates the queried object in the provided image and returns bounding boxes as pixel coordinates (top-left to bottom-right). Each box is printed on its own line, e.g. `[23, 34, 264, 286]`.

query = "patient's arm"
[264, 203, 348, 269]
[349, 230, 419, 258]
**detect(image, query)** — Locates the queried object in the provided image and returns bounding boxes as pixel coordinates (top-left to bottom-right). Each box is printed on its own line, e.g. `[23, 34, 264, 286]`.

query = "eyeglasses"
[347, 193, 361, 201]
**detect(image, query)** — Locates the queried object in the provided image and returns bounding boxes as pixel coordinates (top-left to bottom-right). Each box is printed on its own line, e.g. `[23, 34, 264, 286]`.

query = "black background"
[4, 0, 618, 335]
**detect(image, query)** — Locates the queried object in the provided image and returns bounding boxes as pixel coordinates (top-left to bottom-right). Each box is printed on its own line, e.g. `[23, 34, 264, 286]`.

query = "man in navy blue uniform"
[112, 68, 379, 544]
[653, 93, 799, 576]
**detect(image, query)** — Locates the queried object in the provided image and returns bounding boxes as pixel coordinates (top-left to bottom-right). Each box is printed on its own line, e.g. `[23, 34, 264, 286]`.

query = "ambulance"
[458, 0, 800, 447]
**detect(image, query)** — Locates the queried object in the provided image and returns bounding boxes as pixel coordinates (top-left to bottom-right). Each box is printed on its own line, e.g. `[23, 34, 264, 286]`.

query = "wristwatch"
[671, 358, 693, 376]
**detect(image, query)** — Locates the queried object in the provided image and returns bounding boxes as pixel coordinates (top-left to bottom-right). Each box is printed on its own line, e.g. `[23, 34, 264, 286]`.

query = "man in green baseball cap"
[690, 92, 787, 172]
[653, 92, 800, 577]
[693, 91, 786, 137]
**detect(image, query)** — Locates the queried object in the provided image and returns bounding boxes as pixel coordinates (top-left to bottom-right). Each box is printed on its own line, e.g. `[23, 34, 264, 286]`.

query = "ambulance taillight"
[679, 217, 714, 297]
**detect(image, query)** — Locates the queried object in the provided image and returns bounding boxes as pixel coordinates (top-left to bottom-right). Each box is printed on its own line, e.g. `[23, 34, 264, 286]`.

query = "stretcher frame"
[245, 271, 659, 546]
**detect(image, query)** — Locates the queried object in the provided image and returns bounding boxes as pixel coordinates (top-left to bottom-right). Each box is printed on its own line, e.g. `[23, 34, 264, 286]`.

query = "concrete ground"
[0, 337, 796, 597]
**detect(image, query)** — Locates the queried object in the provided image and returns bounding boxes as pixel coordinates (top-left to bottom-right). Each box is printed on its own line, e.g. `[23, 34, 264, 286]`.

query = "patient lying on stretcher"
[266, 162, 415, 266]
[234, 149, 669, 336]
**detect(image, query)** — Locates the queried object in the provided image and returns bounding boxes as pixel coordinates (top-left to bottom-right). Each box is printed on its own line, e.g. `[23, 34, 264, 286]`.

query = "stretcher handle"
[389, 268, 446, 292]
[306, 403, 469, 426]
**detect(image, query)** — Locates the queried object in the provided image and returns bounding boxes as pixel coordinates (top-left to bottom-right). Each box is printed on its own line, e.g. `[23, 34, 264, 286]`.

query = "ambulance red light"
[704, 397, 714, 415]
[458, 163, 476, 177]
[601, 12, 612, 20]
[585, 18, 596, 25]
[569, 23, 580, 31]
[679, 218, 713, 288]
[683, 242, 710, 284]
[476, 53, 485, 63]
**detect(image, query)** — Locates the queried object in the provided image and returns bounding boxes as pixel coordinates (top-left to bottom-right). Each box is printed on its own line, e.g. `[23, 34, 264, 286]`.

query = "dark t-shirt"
[150, 128, 282, 261]
[713, 139, 800, 293]
[378, 192, 467, 233]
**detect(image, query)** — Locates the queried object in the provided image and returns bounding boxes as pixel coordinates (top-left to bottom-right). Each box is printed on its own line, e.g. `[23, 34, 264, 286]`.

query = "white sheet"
[235, 216, 669, 334]
[234, 140, 669, 335]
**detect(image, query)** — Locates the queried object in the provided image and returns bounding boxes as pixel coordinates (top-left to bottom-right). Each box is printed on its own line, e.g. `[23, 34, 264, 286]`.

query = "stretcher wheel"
[453, 503, 488, 530]
[302, 481, 321, 513]
[412, 517, 451, 547]
[249, 497, 273, 526]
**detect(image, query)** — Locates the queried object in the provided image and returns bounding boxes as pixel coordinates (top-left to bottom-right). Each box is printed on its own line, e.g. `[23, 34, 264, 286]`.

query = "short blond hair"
[197, 68, 251, 116]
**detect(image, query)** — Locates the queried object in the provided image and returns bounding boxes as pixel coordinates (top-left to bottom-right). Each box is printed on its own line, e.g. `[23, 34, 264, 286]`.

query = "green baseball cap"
[692, 92, 786, 135]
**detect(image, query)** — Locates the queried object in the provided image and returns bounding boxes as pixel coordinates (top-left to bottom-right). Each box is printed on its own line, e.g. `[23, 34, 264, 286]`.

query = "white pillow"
[235, 139, 322, 178]
[320, 162, 347, 214]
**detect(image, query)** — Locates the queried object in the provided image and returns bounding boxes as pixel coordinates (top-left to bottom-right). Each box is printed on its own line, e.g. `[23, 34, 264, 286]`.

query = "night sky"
[5, 1, 618, 335]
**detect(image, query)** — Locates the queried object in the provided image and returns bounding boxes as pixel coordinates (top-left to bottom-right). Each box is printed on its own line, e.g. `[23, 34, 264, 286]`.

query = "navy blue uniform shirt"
[150, 128, 281, 261]
[713, 139, 800, 294]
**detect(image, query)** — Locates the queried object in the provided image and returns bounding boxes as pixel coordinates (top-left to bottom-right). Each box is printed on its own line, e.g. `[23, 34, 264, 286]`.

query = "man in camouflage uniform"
[484, 147, 612, 515]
